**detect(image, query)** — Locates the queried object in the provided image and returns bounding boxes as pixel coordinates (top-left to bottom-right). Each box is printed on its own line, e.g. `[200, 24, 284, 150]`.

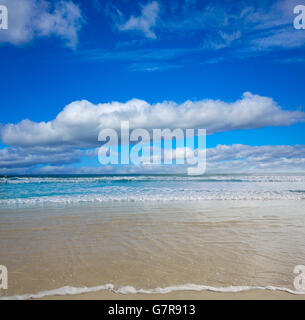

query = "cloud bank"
[206, 144, 305, 173]
[1, 144, 305, 174]
[0, 146, 82, 170]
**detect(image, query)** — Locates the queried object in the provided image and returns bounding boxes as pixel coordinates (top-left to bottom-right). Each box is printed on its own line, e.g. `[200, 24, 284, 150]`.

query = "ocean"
[1, 174, 305, 206]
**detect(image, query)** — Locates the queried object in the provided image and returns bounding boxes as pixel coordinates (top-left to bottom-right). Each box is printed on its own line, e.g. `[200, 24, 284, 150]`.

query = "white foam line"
[0, 284, 114, 300]
[1, 284, 305, 300]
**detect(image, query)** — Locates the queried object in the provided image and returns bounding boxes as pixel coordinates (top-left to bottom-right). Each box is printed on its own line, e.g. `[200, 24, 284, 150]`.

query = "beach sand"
[1, 200, 305, 300]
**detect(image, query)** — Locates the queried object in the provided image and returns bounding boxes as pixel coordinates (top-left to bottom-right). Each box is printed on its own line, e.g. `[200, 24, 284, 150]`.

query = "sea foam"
[1, 174, 305, 208]
[1, 283, 305, 300]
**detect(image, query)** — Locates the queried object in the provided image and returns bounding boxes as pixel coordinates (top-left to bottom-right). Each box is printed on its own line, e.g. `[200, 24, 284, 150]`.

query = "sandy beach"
[1, 176, 305, 300]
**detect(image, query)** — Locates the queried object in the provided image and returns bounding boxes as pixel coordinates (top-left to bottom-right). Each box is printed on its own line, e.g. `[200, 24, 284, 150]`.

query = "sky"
[0, 0, 305, 174]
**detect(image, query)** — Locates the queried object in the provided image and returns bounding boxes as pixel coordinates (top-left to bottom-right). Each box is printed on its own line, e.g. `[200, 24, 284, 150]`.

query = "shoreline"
[2, 285, 305, 300]
[38, 290, 305, 300]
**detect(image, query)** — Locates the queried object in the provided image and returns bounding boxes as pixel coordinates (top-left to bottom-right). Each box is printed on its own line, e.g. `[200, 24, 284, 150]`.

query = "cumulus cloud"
[118, 1, 160, 39]
[0, 92, 304, 174]
[0, 0, 84, 48]
[1, 92, 304, 149]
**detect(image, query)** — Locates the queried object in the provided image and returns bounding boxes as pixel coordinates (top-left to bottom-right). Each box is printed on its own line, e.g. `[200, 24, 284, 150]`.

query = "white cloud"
[1, 92, 304, 149]
[154, 144, 305, 173]
[0, 0, 84, 48]
[118, 1, 160, 39]
[115, 144, 305, 173]
[114, 0, 305, 53]
[212, 0, 305, 51]
[0, 146, 82, 169]
[0, 92, 304, 174]
[206, 144, 305, 172]
[86, 144, 305, 173]
[1, 142, 305, 174]
[200, 0, 305, 52]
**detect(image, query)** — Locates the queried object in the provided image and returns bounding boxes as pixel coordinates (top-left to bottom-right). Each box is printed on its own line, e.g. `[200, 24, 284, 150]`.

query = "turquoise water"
[1, 174, 305, 207]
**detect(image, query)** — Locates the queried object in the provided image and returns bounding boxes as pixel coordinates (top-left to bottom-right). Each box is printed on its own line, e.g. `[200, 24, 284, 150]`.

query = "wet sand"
[1, 200, 305, 300]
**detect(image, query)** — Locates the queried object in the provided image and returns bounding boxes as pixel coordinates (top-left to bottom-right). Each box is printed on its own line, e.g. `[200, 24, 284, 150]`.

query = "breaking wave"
[1, 174, 305, 208]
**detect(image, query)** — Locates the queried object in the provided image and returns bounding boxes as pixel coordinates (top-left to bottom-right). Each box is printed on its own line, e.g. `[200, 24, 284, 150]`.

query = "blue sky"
[0, 0, 305, 174]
